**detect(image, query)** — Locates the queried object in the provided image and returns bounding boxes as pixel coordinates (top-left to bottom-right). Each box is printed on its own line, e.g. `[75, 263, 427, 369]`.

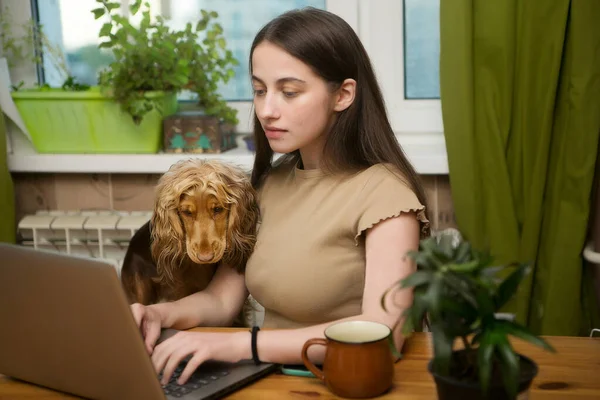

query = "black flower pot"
[427, 350, 538, 400]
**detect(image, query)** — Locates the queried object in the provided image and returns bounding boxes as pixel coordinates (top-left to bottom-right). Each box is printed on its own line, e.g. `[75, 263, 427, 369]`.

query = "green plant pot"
[11, 87, 178, 154]
[427, 350, 538, 400]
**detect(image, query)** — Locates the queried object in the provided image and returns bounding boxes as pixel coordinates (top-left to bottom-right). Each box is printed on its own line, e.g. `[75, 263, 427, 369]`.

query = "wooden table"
[1, 332, 599, 399]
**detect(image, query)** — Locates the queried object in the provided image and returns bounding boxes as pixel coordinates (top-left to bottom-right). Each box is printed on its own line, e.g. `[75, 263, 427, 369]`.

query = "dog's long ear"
[222, 170, 260, 273]
[150, 169, 186, 285]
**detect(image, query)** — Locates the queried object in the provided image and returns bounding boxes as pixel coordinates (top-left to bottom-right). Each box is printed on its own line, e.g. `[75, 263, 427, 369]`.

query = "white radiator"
[17, 210, 152, 273]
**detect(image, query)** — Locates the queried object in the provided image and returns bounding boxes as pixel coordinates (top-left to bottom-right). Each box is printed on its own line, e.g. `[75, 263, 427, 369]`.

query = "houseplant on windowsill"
[0, 6, 103, 153]
[389, 232, 555, 400]
[5, 0, 238, 154]
[3, 1, 171, 154]
[95, 0, 240, 154]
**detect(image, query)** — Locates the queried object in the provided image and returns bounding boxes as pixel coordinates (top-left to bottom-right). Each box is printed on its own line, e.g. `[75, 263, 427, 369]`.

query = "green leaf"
[447, 259, 480, 274]
[218, 38, 226, 49]
[430, 323, 452, 376]
[196, 20, 208, 32]
[440, 297, 477, 321]
[425, 273, 443, 319]
[437, 233, 455, 258]
[400, 311, 415, 336]
[176, 74, 188, 85]
[495, 334, 519, 399]
[443, 273, 478, 307]
[91, 7, 105, 19]
[106, 2, 120, 11]
[495, 263, 530, 309]
[406, 250, 435, 270]
[477, 331, 495, 395]
[498, 320, 556, 353]
[98, 40, 113, 49]
[400, 270, 435, 289]
[473, 250, 495, 271]
[99, 23, 112, 37]
[454, 241, 472, 263]
[438, 298, 477, 337]
[475, 286, 496, 318]
[419, 236, 437, 252]
[410, 287, 428, 331]
[130, 0, 142, 15]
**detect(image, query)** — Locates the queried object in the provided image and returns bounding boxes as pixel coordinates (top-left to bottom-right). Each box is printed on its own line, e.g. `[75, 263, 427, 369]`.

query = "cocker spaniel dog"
[120, 159, 259, 307]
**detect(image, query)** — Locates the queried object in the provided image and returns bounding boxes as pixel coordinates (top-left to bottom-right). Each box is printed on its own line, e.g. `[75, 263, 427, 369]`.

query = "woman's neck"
[298, 152, 321, 170]
[299, 135, 327, 170]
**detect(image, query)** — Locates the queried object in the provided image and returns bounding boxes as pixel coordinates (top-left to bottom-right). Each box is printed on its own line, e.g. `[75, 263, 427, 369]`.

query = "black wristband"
[250, 326, 261, 365]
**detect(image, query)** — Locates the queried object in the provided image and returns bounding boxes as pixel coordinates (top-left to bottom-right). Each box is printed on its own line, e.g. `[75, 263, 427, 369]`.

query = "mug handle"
[301, 338, 327, 380]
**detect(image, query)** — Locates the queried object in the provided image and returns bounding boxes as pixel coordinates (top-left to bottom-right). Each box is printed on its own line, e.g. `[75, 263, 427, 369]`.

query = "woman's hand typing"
[152, 330, 251, 385]
[130, 303, 166, 354]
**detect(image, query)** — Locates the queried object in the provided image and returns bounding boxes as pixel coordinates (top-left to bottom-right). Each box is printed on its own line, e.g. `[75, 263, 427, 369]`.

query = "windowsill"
[7, 132, 448, 175]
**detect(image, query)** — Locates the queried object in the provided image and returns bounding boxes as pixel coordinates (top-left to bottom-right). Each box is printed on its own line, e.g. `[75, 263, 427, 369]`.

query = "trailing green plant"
[0, 6, 88, 91]
[93, 0, 239, 125]
[386, 232, 555, 399]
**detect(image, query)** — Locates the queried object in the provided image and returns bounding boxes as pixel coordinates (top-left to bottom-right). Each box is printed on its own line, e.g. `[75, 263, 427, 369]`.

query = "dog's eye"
[180, 209, 193, 217]
[213, 206, 224, 214]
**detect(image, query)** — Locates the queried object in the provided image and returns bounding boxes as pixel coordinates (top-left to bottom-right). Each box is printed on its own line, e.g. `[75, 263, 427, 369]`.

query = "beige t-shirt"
[245, 161, 429, 329]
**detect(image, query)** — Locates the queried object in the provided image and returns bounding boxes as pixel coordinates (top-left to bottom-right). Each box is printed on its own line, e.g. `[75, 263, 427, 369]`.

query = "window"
[355, 0, 442, 133]
[38, 0, 328, 102]
[404, 0, 440, 99]
[5, 0, 442, 134]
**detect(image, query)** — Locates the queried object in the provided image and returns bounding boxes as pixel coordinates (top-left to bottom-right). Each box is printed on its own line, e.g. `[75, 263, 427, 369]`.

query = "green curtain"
[0, 105, 16, 244]
[440, 0, 600, 335]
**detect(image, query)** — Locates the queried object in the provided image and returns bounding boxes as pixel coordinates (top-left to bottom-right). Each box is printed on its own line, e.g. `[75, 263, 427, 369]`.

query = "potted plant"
[96, 0, 240, 153]
[389, 232, 555, 400]
[3, 0, 238, 154]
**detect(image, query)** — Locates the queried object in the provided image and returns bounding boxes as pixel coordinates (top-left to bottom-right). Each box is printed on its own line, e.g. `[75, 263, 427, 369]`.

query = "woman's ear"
[333, 78, 356, 112]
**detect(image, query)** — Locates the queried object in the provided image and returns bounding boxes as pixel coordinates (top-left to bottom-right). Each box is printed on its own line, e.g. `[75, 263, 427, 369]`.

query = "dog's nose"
[196, 252, 214, 262]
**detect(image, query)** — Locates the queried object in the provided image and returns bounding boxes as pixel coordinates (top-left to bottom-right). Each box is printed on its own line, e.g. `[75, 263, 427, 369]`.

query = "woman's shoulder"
[353, 163, 430, 239]
[352, 163, 411, 188]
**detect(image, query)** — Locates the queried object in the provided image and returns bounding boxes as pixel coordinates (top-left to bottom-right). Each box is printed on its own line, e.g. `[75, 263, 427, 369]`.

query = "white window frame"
[358, 0, 442, 134]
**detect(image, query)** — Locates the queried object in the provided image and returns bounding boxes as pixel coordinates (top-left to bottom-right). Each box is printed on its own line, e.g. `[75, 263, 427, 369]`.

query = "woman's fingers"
[152, 339, 172, 375]
[151, 332, 217, 385]
[144, 319, 161, 354]
[178, 352, 207, 385]
[130, 303, 144, 328]
[152, 332, 185, 379]
[158, 346, 194, 386]
[160, 354, 181, 386]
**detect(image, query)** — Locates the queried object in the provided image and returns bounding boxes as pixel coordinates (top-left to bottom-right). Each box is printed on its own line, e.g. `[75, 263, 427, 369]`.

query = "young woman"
[131, 7, 430, 385]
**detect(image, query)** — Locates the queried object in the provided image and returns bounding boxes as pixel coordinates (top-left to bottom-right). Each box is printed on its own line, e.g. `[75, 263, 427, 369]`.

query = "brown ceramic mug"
[301, 320, 395, 399]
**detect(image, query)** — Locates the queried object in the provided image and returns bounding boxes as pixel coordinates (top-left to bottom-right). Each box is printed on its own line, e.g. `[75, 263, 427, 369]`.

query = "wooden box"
[163, 111, 237, 153]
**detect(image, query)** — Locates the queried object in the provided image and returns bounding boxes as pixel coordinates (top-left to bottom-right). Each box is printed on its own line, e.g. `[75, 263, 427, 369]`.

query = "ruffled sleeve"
[354, 165, 430, 245]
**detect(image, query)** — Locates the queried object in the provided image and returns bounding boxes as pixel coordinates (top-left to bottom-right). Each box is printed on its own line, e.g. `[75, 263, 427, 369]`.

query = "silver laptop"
[0, 244, 277, 400]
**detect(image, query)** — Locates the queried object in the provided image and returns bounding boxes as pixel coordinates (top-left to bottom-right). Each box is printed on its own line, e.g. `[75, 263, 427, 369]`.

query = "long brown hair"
[249, 7, 428, 212]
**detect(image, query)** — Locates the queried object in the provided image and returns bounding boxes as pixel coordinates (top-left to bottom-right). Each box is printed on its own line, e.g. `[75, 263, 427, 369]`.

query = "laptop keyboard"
[160, 361, 230, 398]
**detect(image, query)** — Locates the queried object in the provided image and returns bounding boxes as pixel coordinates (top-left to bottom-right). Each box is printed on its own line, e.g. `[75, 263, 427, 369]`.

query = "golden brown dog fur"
[120, 159, 259, 309]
